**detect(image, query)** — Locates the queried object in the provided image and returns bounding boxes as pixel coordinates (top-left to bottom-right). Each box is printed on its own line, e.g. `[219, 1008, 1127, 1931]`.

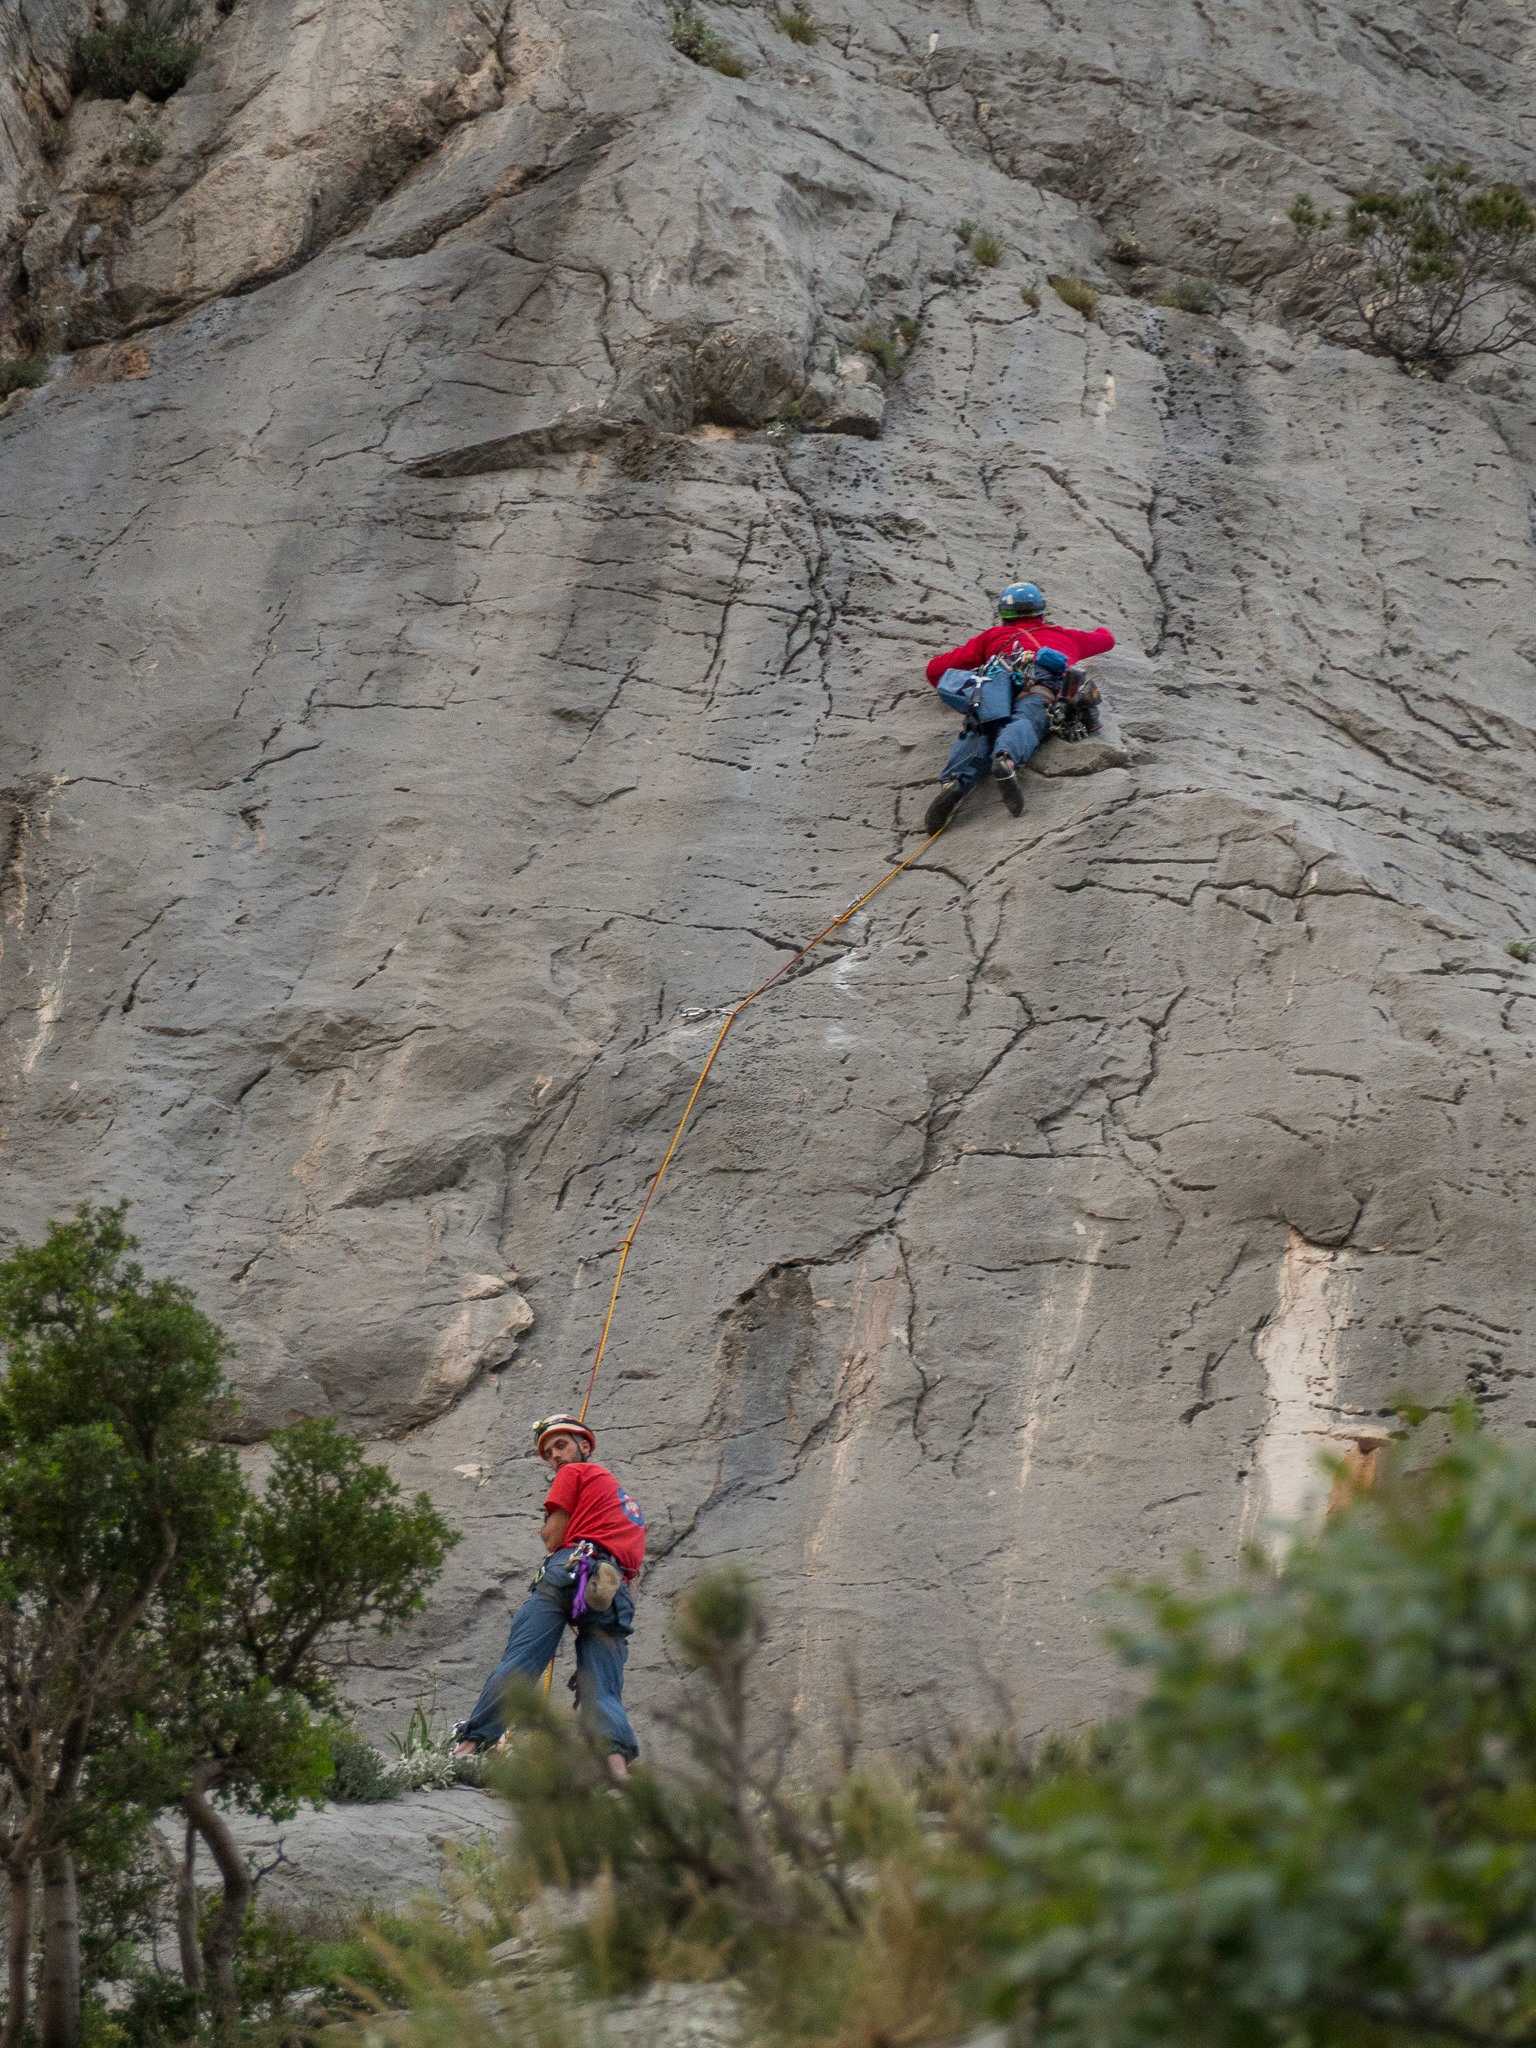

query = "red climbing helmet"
[533, 1413, 596, 1459]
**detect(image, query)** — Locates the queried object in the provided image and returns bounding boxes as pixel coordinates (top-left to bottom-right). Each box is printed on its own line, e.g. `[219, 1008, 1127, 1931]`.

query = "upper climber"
[922, 582, 1115, 832]
[451, 1414, 646, 1782]
[924, 580, 1115, 686]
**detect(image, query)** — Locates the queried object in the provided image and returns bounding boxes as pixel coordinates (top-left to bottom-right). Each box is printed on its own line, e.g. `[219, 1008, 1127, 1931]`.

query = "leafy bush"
[73, 0, 200, 101]
[1108, 234, 1144, 265]
[0, 353, 49, 398]
[327, 1726, 402, 1803]
[1287, 162, 1536, 373]
[960, 1417, 1536, 2047]
[392, 1740, 462, 1792]
[1508, 938, 1533, 963]
[969, 229, 1003, 267]
[669, 6, 748, 75]
[1048, 272, 1097, 317]
[99, 1967, 202, 2048]
[1158, 275, 1218, 313]
[771, 3, 817, 43]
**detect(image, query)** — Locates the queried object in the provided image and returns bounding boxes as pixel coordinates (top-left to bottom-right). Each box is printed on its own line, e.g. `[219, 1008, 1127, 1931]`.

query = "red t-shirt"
[925, 619, 1115, 686]
[544, 1460, 647, 1577]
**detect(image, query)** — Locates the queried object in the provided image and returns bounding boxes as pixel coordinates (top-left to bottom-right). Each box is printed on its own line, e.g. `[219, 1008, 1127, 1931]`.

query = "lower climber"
[451, 1413, 646, 1782]
[923, 580, 1115, 832]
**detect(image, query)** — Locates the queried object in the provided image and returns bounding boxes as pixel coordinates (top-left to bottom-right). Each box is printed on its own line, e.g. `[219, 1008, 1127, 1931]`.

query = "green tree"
[1287, 163, 1536, 373]
[0, 1209, 458, 2047]
[964, 1420, 1536, 2046]
[163, 1419, 457, 2036]
[0, 1205, 237, 2048]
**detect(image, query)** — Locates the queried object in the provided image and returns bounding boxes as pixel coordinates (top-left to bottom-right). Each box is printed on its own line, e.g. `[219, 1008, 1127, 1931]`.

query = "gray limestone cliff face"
[2, 0, 1534, 1751]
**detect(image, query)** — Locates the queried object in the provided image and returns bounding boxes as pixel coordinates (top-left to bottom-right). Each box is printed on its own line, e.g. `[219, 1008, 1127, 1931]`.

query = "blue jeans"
[458, 1547, 639, 1760]
[942, 695, 1050, 791]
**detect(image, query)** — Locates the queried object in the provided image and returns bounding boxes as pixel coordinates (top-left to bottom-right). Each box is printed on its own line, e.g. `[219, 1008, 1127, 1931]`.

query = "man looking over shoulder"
[451, 1414, 645, 1782]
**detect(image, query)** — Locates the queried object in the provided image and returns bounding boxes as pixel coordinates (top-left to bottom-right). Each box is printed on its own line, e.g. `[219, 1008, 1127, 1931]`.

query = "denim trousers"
[458, 1546, 639, 1759]
[942, 695, 1050, 791]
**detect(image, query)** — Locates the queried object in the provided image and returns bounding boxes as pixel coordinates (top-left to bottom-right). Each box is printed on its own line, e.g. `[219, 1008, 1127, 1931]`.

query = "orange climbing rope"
[574, 818, 951, 1426]
[537, 818, 950, 1698]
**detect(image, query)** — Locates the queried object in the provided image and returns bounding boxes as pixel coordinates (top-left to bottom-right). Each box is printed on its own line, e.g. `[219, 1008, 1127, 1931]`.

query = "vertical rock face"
[2, 0, 1534, 1746]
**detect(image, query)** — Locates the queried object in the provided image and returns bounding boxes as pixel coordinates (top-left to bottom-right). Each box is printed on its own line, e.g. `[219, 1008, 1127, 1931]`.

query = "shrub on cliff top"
[73, 0, 200, 101]
[1287, 162, 1536, 374]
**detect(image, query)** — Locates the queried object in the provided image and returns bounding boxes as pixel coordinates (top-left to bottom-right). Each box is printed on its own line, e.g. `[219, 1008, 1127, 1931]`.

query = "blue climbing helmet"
[997, 581, 1046, 620]
[1031, 647, 1069, 681]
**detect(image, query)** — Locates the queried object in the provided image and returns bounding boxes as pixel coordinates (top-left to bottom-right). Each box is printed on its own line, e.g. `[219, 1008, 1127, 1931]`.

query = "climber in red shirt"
[451, 1415, 646, 1779]
[922, 581, 1115, 831]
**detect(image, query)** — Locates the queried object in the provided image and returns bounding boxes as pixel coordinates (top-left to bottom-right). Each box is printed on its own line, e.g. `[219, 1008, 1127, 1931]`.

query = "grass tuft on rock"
[856, 322, 919, 380]
[771, 3, 818, 43]
[670, 5, 749, 75]
[0, 354, 49, 399]
[968, 228, 1004, 267]
[1049, 271, 1098, 318]
[1158, 275, 1219, 313]
[1019, 283, 1041, 310]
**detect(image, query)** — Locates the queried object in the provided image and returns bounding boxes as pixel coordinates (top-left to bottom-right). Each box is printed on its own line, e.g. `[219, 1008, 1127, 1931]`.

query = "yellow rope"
[538, 817, 951, 1694]
[576, 818, 951, 1421]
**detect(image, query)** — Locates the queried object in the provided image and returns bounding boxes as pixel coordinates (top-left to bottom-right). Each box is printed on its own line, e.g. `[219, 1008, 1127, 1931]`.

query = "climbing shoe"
[992, 754, 1024, 817]
[924, 779, 965, 833]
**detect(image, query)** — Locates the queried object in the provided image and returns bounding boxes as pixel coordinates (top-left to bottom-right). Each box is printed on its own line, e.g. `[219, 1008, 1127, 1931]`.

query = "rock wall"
[3, 0, 1534, 1752]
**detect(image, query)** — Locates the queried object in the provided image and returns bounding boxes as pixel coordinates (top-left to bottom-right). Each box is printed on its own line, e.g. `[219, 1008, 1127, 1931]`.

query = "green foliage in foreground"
[383, 1420, 1536, 2048]
[0, 1206, 457, 2048]
[968, 1417, 1536, 2046]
